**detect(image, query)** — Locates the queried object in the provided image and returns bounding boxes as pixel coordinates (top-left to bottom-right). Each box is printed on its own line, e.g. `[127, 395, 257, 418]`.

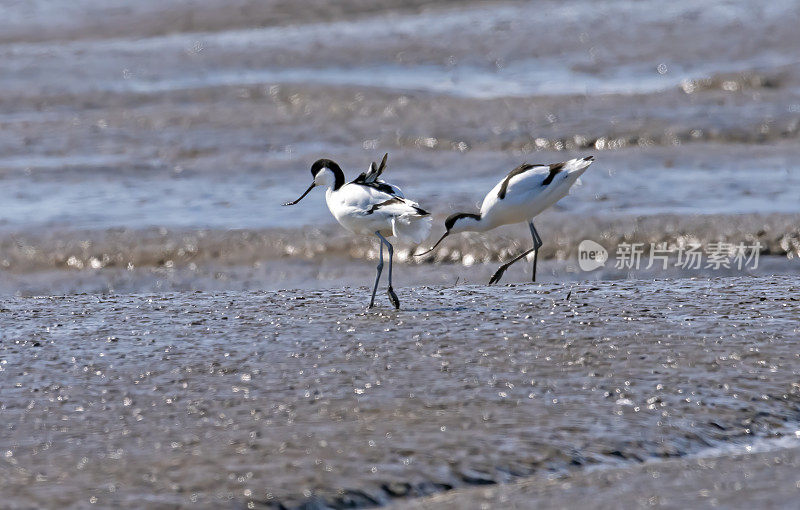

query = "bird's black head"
[310, 159, 341, 178]
[309, 159, 345, 190]
[283, 158, 345, 206]
[445, 212, 481, 232]
[416, 212, 482, 256]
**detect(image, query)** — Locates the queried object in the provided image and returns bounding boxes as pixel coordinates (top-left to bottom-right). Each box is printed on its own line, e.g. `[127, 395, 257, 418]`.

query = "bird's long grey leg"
[529, 221, 543, 282]
[376, 232, 400, 309]
[369, 236, 384, 308]
[488, 222, 543, 285]
[489, 247, 536, 285]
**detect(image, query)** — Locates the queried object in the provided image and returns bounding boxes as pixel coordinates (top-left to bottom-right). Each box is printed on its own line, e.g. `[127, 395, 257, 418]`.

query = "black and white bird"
[283, 154, 432, 309]
[417, 156, 594, 284]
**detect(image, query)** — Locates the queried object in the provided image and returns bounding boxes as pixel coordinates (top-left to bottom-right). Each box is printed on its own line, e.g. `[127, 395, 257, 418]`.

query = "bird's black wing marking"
[351, 153, 398, 194]
[497, 163, 536, 199]
[367, 197, 402, 213]
[367, 197, 429, 216]
[371, 153, 388, 182]
[353, 180, 400, 195]
[541, 162, 566, 186]
[352, 164, 377, 184]
[412, 204, 430, 215]
[352, 153, 389, 185]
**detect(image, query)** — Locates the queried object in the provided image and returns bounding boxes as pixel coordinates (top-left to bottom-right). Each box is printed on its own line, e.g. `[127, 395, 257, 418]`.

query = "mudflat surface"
[2, 276, 800, 508]
[2, 1, 800, 508]
[398, 441, 800, 509]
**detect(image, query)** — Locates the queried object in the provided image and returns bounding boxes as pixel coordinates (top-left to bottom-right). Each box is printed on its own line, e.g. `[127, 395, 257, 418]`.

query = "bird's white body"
[287, 154, 590, 298]
[453, 157, 593, 234]
[418, 156, 593, 284]
[284, 155, 431, 308]
[316, 169, 431, 244]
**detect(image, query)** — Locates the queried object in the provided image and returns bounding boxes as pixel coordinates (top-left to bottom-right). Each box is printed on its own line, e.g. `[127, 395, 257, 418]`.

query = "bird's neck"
[471, 217, 496, 233]
[325, 186, 337, 205]
[330, 167, 345, 190]
[325, 185, 346, 214]
[455, 214, 493, 233]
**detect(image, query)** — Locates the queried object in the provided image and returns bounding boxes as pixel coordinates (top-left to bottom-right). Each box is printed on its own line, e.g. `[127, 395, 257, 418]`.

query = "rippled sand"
[2, 276, 800, 508]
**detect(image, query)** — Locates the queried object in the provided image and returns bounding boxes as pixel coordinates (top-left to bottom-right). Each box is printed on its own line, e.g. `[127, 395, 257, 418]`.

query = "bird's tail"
[564, 156, 594, 176]
[563, 156, 594, 186]
[392, 214, 433, 245]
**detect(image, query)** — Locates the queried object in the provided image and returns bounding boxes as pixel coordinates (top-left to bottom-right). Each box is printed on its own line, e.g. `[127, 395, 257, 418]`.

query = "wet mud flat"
[1, 207, 799, 296]
[400, 440, 800, 509]
[2, 275, 800, 508]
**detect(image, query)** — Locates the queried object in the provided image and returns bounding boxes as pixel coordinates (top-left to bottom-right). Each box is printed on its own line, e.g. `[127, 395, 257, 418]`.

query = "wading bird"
[417, 156, 593, 284]
[283, 154, 431, 309]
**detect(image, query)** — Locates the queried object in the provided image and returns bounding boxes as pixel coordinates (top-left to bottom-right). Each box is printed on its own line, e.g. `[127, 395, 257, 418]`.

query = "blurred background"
[1, 0, 799, 295]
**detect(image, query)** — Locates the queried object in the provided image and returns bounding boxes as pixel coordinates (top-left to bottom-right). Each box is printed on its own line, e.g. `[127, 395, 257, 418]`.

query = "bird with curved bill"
[417, 157, 594, 284]
[283, 154, 432, 309]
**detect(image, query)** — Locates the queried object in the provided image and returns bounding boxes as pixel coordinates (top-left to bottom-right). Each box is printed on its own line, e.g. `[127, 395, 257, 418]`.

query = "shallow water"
[2, 146, 800, 233]
[1, 0, 800, 297]
[2, 277, 800, 508]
